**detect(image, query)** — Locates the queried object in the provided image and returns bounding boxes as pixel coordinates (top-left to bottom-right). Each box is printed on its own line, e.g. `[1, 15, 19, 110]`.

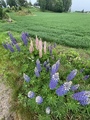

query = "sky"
[28, 0, 37, 4]
[71, 0, 90, 11]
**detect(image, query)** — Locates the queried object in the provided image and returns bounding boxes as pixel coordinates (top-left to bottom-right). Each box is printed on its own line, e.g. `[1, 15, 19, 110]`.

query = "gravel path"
[0, 75, 22, 120]
[0, 75, 16, 120]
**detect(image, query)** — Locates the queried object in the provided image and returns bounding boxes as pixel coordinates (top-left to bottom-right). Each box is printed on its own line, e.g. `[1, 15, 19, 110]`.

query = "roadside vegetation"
[0, 4, 90, 120]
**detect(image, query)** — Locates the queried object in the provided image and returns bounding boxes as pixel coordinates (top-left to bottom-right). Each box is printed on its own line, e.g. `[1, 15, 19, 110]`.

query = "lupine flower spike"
[39, 39, 42, 58]
[43, 61, 47, 67]
[28, 91, 35, 98]
[34, 67, 40, 77]
[36, 35, 39, 50]
[49, 73, 59, 89]
[46, 64, 50, 72]
[7, 44, 14, 52]
[36, 59, 42, 72]
[73, 91, 90, 105]
[71, 84, 80, 91]
[21, 32, 28, 46]
[56, 81, 72, 96]
[29, 40, 34, 53]
[56, 60, 60, 72]
[44, 41, 46, 54]
[83, 75, 90, 80]
[66, 69, 77, 81]
[15, 44, 20, 52]
[2, 43, 8, 49]
[31, 40, 34, 52]
[23, 73, 30, 82]
[8, 32, 17, 44]
[36, 96, 43, 104]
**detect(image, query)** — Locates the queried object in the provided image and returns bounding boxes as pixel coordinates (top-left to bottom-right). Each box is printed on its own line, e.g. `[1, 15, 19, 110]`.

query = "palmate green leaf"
[47, 94, 57, 106]
[41, 84, 50, 95]
[66, 101, 79, 112]
[20, 64, 28, 72]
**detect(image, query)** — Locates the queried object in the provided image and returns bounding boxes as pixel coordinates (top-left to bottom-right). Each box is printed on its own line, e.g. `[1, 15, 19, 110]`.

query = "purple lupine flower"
[8, 32, 17, 44]
[46, 64, 50, 72]
[21, 32, 28, 46]
[36, 59, 41, 72]
[56, 60, 60, 72]
[43, 61, 47, 67]
[73, 91, 90, 101]
[7, 44, 14, 52]
[36, 96, 43, 104]
[49, 46, 52, 55]
[49, 73, 59, 90]
[34, 67, 40, 77]
[66, 69, 77, 81]
[56, 81, 72, 96]
[23, 73, 30, 82]
[50, 64, 56, 76]
[72, 91, 90, 105]
[28, 91, 35, 98]
[25, 32, 29, 38]
[46, 107, 50, 114]
[15, 44, 20, 52]
[83, 75, 90, 80]
[71, 84, 79, 91]
[2, 43, 8, 49]
[79, 98, 90, 106]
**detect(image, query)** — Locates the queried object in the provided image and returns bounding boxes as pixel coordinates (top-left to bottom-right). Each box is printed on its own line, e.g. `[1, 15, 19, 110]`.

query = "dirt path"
[0, 75, 15, 120]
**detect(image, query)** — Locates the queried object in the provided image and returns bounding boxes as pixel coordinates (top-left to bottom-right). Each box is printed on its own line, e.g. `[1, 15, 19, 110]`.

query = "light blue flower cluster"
[73, 91, 90, 105]
[28, 90, 43, 104]
[28, 91, 35, 98]
[36, 96, 43, 104]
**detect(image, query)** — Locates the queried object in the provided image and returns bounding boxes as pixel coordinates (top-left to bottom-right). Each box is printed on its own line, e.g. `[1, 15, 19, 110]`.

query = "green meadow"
[1, 10, 90, 48]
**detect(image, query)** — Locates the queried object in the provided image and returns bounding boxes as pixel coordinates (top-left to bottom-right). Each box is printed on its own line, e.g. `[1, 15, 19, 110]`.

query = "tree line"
[37, 0, 72, 12]
[1, 0, 30, 7]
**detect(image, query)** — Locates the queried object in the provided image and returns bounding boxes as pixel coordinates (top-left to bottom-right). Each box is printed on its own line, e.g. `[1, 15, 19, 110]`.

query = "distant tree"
[51, 0, 63, 12]
[38, 0, 72, 12]
[6, 0, 17, 7]
[38, 0, 46, 11]
[18, 0, 27, 6]
[0, 0, 3, 19]
[1, 0, 6, 8]
[63, 0, 72, 12]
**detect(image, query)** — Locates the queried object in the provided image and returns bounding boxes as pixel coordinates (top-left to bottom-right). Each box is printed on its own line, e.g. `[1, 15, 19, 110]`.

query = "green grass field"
[1, 10, 90, 48]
